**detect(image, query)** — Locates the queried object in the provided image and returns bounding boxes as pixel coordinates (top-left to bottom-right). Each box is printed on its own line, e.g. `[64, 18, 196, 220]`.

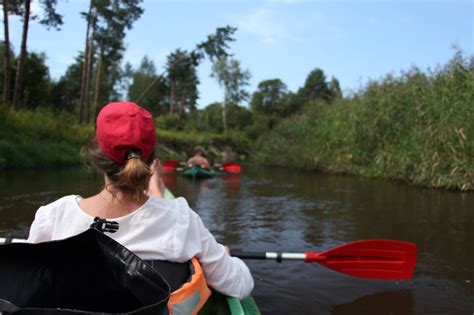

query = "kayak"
[0, 188, 261, 315]
[183, 165, 215, 179]
[199, 294, 260, 315]
[164, 188, 260, 315]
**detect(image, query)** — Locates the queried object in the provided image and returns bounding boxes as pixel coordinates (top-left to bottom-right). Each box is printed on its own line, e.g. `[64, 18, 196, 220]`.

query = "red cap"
[96, 101, 156, 164]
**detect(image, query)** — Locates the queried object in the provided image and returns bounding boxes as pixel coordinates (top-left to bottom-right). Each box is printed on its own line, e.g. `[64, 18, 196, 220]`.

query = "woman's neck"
[79, 186, 148, 219]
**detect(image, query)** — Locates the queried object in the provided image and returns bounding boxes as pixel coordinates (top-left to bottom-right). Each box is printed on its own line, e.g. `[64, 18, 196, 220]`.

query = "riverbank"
[0, 107, 249, 169]
[254, 54, 473, 191]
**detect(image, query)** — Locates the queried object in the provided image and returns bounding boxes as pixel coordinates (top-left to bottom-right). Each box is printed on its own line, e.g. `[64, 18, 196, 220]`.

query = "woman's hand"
[147, 159, 165, 199]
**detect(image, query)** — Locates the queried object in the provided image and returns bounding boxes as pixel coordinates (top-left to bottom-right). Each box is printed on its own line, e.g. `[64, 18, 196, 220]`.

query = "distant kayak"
[183, 165, 215, 179]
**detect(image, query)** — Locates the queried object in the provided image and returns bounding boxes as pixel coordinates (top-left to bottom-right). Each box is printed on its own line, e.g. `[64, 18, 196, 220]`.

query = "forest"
[0, 0, 472, 191]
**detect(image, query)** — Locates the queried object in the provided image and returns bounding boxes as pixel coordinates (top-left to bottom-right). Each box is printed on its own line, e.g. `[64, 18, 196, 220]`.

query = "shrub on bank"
[0, 106, 251, 169]
[255, 53, 473, 190]
[0, 107, 93, 169]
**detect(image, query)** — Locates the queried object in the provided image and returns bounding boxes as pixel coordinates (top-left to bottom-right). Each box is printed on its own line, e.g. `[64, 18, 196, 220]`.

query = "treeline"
[0, 0, 346, 168]
[1, 1, 237, 121]
[136, 61, 342, 137]
[254, 52, 474, 191]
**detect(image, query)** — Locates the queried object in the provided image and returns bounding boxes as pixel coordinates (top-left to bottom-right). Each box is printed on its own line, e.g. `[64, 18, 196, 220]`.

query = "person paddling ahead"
[27, 101, 254, 310]
[186, 146, 211, 169]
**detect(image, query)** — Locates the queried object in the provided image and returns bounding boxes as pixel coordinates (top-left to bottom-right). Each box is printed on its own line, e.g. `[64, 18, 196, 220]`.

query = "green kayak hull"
[199, 293, 261, 315]
[183, 165, 215, 178]
[164, 189, 260, 315]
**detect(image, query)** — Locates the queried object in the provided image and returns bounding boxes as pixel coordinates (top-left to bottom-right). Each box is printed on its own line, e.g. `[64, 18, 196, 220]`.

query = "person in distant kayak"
[186, 146, 211, 169]
[27, 101, 254, 311]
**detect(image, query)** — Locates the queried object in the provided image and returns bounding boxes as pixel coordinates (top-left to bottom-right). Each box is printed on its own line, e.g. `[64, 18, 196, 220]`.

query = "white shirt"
[27, 195, 254, 299]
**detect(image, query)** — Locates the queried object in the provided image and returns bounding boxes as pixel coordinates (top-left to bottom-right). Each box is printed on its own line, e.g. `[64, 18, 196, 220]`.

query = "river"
[0, 166, 473, 314]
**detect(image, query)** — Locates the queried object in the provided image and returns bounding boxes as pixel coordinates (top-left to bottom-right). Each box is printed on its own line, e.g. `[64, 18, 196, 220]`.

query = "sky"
[3, 0, 473, 108]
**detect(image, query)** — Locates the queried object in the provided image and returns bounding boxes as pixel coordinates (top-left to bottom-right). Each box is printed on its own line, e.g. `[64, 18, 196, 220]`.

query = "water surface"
[0, 166, 473, 314]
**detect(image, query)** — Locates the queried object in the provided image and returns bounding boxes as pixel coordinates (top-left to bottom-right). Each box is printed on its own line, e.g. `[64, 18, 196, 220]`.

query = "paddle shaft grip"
[231, 250, 267, 260]
[232, 251, 307, 261]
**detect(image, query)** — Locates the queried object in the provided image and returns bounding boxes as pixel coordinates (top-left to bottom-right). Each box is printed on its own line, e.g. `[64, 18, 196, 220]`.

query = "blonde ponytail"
[116, 153, 152, 201]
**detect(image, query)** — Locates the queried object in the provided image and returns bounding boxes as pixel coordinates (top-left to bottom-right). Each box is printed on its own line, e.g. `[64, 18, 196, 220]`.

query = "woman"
[27, 101, 254, 303]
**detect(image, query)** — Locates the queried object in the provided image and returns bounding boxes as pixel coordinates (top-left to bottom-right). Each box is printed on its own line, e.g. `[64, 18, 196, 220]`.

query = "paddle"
[1, 237, 416, 280]
[161, 160, 185, 174]
[231, 239, 417, 280]
[215, 162, 242, 174]
[163, 160, 180, 167]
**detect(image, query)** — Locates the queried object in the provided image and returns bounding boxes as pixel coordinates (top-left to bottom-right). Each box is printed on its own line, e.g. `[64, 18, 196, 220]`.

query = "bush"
[255, 52, 474, 190]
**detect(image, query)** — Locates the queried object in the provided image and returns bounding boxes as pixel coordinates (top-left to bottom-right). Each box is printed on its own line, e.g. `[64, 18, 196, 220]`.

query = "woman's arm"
[147, 159, 164, 199]
[27, 206, 54, 243]
[192, 214, 254, 299]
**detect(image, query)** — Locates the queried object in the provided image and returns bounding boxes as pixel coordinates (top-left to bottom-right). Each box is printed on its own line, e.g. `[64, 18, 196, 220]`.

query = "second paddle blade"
[307, 240, 417, 280]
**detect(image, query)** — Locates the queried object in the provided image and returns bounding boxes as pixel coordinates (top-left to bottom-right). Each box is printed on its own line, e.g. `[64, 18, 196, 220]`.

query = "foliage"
[0, 106, 92, 169]
[297, 68, 335, 104]
[0, 44, 53, 109]
[250, 79, 288, 116]
[156, 128, 251, 158]
[193, 26, 237, 63]
[128, 56, 168, 115]
[211, 56, 251, 132]
[92, 0, 144, 103]
[199, 102, 252, 133]
[166, 49, 199, 115]
[212, 57, 251, 105]
[51, 54, 83, 113]
[38, 0, 64, 30]
[131, 26, 236, 106]
[255, 52, 474, 190]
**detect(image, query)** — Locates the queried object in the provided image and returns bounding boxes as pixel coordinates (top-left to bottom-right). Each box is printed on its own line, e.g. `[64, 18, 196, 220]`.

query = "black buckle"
[90, 217, 119, 233]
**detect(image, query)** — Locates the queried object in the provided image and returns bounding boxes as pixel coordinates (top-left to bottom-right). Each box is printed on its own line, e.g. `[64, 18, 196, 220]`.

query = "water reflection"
[331, 290, 414, 315]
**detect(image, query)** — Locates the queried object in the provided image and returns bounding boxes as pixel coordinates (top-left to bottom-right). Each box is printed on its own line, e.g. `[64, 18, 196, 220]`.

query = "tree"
[250, 79, 288, 115]
[51, 54, 83, 113]
[0, 40, 16, 104]
[12, 0, 63, 108]
[2, 0, 23, 104]
[79, 0, 144, 123]
[329, 76, 342, 99]
[166, 49, 199, 115]
[298, 68, 333, 104]
[22, 51, 52, 108]
[78, 0, 96, 123]
[135, 26, 237, 104]
[211, 56, 251, 132]
[11, 0, 31, 108]
[117, 61, 133, 99]
[128, 56, 168, 115]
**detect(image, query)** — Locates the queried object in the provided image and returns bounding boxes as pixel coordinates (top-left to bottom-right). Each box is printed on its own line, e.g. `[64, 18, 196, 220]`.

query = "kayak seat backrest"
[0, 229, 170, 314]
[145, 260, 191, 292]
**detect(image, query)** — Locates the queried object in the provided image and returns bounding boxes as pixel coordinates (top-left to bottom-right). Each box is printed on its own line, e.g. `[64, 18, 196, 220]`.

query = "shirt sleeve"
[27, 205, 53, 243]
[175, 198, 254, 299]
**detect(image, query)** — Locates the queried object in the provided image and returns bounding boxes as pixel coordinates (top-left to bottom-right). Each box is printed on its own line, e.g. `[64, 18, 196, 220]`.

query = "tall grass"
[0, 107, 93, 169]
[156, 128, 251, 160]
[0, 106, 251, 169]
[254, 53, 473, 190]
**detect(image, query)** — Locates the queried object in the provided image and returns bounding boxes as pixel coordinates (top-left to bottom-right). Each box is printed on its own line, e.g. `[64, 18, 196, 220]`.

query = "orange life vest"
[167, 257, 211, 315]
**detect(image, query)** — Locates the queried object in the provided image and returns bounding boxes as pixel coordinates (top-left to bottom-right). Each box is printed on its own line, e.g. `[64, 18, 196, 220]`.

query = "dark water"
[0, 166, 473, 314]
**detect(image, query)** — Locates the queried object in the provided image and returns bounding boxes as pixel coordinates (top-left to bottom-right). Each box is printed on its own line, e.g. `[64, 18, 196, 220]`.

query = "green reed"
[254, 53, 473, 190]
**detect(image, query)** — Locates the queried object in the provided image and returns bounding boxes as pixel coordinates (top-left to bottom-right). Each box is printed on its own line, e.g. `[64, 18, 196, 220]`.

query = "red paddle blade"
[161, 165, 177, 174]
[163, 160, 180, 167]
[305, 240, 416, 280]
[222, 163, 241, 174]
